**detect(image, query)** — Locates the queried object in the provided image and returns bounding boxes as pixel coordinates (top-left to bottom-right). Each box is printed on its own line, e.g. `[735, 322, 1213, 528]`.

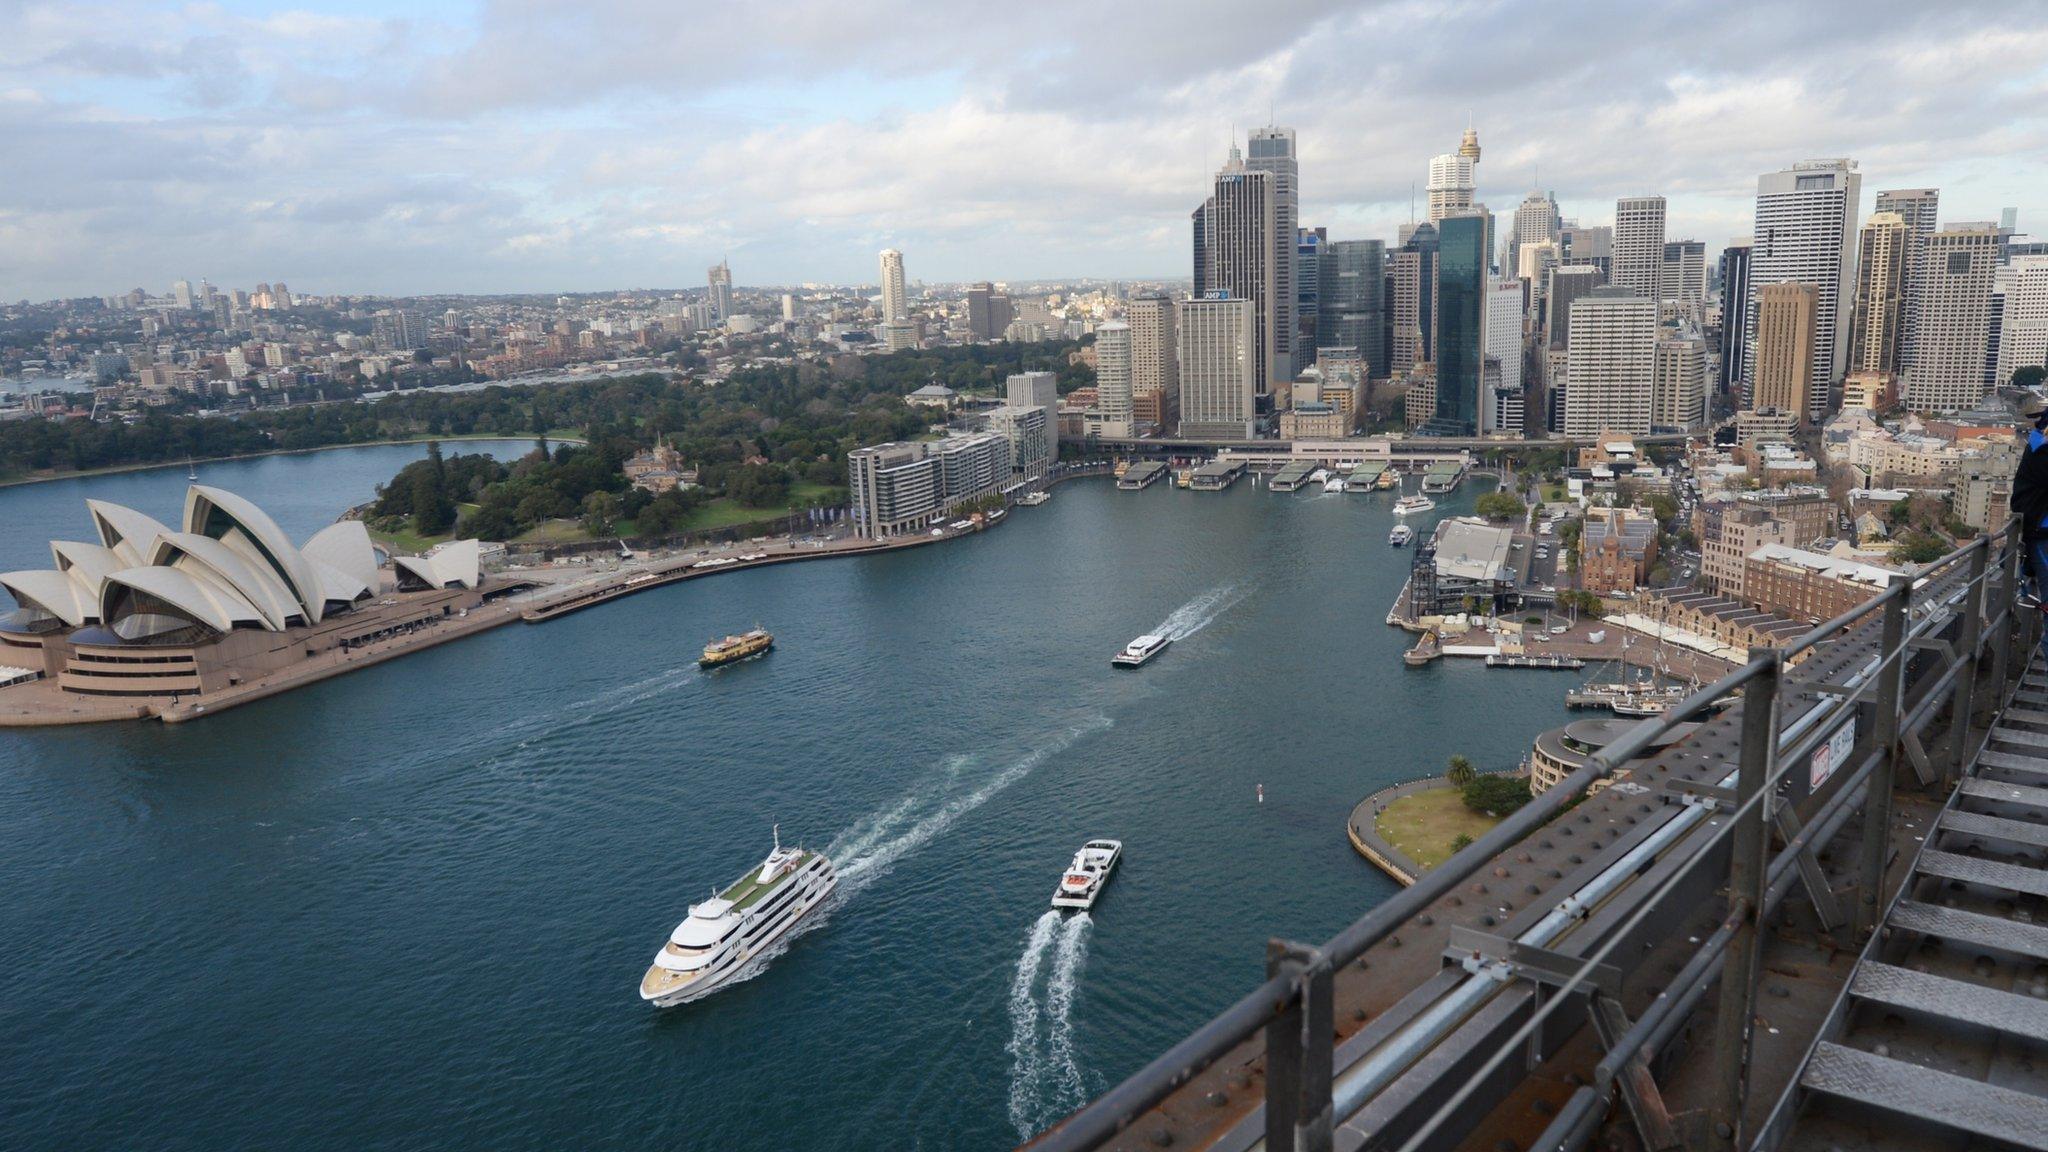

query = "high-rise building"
[1177, 295, 1257, 438]
[1559, 223, 1612, 279]
[1429, 214, 1489, 435]
[1191, 201, 1211, 298]
[1388, 250, 1427, 374]
[1652, 334, 1708, 431]
[780, 294, 797, 322]
[1996, 255, 2048, 386]
[1613, 197, 1668, 300]
[1004, 371, 1059, 464]
[1545, 265, 1602, 351]
[879, 249, 908, 324]
[966, 282, 1016, 341]
[1743, 159, 1861, 420]
[1750, 282, 1817, 419]
[1660, 240, 1706, 303]
[1200, 146, 1285, 405]
[1095, 321, 1134, 438]
[707, 260, 734, 322]
[1127, 295, 1179, 427]
[1317, 240, 1386, 378]
[1245, 126, 1300, 378]
[372, 310, 423, 352]
[1511, 190, 1561, 266]
[1906, 224, 2000, 412]
[1849, 211, 1909, 377]
[1296, 228, 1324, 367]
[1482, 276, 1524, 433]
[172, 280, 194, 310]
[1719, 239, 1754, 397]
[1562, 288, 1657, 436]
[1874, 188, 1939, 373]
[1426, 127, 1480, 222]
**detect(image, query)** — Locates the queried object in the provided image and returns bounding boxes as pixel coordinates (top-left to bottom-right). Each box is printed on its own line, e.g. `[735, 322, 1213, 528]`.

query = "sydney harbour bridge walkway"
[1027, 518, 2048, 1152]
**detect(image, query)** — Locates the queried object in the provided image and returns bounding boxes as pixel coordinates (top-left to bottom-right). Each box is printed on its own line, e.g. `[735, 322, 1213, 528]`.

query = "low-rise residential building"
[1695, 494, 1838, 596]
[1957, 440, 2021, 531]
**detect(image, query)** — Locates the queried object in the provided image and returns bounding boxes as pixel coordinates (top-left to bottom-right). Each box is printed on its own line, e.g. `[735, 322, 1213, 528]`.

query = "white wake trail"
[1155, 582, 1254, 642]
[1007, 910, 1065, 1138]
[1044, 912, 1094, 1114]
[832, 717, 1113, 894]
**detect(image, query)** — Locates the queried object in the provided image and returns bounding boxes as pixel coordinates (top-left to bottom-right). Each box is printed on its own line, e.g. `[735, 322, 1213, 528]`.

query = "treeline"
[0, 339, 1094, 480]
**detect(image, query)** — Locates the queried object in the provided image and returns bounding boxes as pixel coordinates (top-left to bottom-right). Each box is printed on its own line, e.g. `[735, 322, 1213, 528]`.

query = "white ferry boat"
[1051, 840, 1122, 910]
[1112, 634, 1171, 669]
[639, 830, 837, 1008]
[1389, 524, 1414, 547]
[1393, 495, 1437, 516]
[1322, 476, 1346, 492]
[1019, 491, 1051, 506]
[1307, 468, 1330, 485]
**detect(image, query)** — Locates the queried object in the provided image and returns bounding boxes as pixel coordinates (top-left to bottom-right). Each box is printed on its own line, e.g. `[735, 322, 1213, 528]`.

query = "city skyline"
[2, 1, 2045, 300]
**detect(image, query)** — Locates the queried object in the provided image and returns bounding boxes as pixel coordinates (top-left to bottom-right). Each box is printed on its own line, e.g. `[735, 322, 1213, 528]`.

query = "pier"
[1029, 520, 2048, 1152]
[1189, 459, 1248, 491]
[1116, 461, 1168, 490]
[1268, 461, 1318, 492]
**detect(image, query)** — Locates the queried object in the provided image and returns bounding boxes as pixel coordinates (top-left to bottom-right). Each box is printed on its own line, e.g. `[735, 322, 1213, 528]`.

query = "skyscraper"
[1652, 334, 1708, 431]
[1996, 256, 2048, 387]
[1203, 146, 1284, 404]
[1177, 295, 1257, 438]
[1245, 126, 1300, 378]
[1127, 294, 1179, 427]
[1388, 250, 1427, 375]
[1743, 159, 1861, 420]
[1906, 223, 1999, 412]
[879, 249, 908, 324]
[1559, 223, 1613, 279]
[1095, 321, 1134, 438]
[1613, 196, 1668, 300]
[707, 260, 734, 323]
[1545, 265, 1602, 351]
[1511, 190, 1561, 266]
[1874, 188, 1939, 372]
[1429, 213, 1488, 435]
[1849, 211, 1909, 377]
[966, 282, 1016, 342]
[1750, 282, 1817, 419]
[1426, 127, 1480, 222]
[1660, 240, 1706, 303]
[1191, 201, 1212, 298]
[1562, 288, 1657, 436]
[1719, 239, 1754, 397]
[1296, 227, 1324, 365]
[172, 279, 194, 310]
[1481, 276, 1524, 433]
[1317, 240, 1386, 377]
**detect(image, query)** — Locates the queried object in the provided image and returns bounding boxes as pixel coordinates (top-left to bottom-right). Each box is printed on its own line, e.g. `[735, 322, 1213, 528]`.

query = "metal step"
[1887, 899, 2048, 964]
[1978, 749, 2048, 779]
[2006, 707, 2048, 727]
[1917, 849, 2048, 898]
[1801, 1042, 2048, 1149]
[1941, 808, 2048, 850]
[1849, 961, 2048, 1042]
[1959, 776, 2048, 811]
[1992, 726, 2048, 750]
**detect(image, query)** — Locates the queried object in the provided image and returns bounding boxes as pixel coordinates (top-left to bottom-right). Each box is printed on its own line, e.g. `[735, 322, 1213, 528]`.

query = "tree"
[1450, 833, 1475, 853]
[1460, 775, 1532, 817]
[2015, 366, 2046, 390]
[410, 469, 454, 536]
[1446, 755, 1477, 786]
[581, 490, 621, 537]
[1474, 492, 1524, 523]
[1891, 530, 1949, 565]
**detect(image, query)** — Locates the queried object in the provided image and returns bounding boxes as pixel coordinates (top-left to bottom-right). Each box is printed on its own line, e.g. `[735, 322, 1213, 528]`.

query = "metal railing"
[1031, 517, 2032, 1152]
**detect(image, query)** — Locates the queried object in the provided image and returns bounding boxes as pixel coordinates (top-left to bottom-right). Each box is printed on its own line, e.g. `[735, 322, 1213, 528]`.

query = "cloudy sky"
[1, 0, 2044, 300]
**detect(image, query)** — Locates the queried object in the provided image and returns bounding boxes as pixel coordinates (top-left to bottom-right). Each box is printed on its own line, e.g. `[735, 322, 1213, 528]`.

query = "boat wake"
[1154, 581, 1253, 642]
[1008, 911, 1095, 1139]
[827, 715, 1113, 897]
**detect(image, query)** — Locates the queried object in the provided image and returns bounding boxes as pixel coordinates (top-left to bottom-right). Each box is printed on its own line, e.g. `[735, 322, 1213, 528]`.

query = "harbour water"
[0, 451, 1572, 1150]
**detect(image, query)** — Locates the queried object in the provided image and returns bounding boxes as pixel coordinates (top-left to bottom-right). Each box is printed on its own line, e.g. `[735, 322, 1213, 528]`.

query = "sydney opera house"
[1, 485, 495, 702]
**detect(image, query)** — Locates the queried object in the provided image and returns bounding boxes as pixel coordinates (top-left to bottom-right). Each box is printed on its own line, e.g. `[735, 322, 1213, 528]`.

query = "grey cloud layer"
[0, 0, 2042, 297]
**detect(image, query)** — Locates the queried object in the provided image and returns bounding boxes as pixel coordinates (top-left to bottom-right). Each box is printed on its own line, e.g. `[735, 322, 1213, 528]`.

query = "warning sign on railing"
[1810, 717, 1856, 790]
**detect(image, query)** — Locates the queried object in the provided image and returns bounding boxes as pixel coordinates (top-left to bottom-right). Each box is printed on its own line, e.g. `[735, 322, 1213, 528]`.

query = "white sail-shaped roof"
[146, 531, 300, 631]
[184, 485, 327, 623]
[1, 569, 94, 627]
[100, 566, 265, 635]
[85, 501, 173, 568]
[302, 521, 380, 595]
[393, 539, 480, 590]
[49, 541, 126, 604]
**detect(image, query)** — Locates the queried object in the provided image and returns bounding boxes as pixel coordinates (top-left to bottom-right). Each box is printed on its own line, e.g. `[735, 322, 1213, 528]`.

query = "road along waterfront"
[0, 448, 1574, 1150]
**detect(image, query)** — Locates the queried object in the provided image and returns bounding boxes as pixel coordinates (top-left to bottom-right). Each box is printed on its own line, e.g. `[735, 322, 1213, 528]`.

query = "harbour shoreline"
[0, 434, 585, 490]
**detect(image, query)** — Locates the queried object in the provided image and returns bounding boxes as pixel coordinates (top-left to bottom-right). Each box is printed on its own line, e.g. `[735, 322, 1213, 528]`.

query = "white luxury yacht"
[1393, 495, 1436, 516]
[640, 830, 838, 1007]
[1051, 840, 1123, 910]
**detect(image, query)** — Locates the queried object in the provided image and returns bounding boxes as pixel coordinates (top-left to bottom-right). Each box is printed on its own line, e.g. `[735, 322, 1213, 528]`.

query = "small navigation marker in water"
[1256, 784, 1263, 804]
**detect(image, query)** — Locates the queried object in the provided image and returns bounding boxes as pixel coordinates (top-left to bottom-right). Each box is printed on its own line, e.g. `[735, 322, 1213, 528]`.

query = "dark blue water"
[0, 454, 1572, 1150]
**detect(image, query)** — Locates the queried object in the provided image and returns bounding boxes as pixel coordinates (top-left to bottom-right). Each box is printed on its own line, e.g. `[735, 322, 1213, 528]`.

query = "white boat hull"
[643, 873, 837, 1007]
[1050, 841, 1122, 909]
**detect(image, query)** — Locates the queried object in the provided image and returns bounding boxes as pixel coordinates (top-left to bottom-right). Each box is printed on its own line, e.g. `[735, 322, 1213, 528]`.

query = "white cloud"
[0, 0, 2044, 297]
